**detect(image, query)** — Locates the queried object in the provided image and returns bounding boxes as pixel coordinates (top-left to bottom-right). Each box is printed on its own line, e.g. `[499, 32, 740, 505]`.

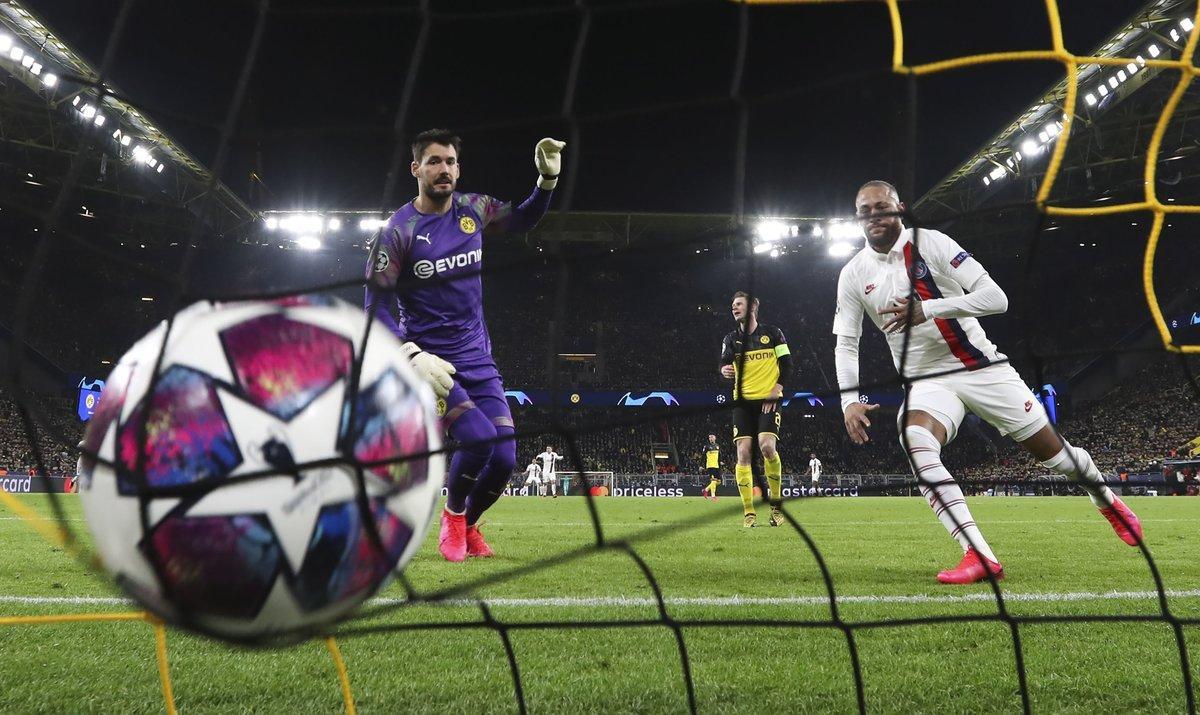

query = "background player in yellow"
[720, 291, 792, 527]
[702, 433, 721, 500]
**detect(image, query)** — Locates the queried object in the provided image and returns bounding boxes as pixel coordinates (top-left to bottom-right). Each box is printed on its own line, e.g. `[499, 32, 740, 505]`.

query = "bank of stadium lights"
[826, 220, 862, 241]
[295, 235, 321, 250]
[827, 241, 856, 258]
[359, 217, 386, 231]
[0, 30, 56, 86]
[754, 220, 798, 242]
[0, 32, 151, 170]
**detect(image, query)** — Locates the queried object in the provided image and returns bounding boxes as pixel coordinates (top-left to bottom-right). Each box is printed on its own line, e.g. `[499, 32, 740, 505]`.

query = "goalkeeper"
[366, 129, 565, 562]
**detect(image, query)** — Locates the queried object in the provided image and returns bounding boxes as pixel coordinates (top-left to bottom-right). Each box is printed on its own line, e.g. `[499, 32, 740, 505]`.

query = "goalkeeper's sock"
[904, 425, 997, 564]
[1039, 441, 1114, 508]
[465, 426, 516, 526]
[763, 453, 782, 506]
[445, 409, 495, 514]
[735, 464, 755, 514]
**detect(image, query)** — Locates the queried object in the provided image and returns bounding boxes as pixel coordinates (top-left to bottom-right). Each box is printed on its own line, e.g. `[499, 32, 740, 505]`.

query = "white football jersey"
[809, 458, 822, 476]
[833, 227, 1004, 378]
[525, 463, 540, 479]
[537, 450, 559, 475]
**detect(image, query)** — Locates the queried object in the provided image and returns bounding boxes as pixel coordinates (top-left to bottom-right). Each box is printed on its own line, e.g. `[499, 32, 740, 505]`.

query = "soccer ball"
[77, 296, 443, 641]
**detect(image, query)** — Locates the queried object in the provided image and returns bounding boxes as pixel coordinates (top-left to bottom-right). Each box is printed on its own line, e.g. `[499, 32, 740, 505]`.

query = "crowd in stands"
[2, 354, 1195, 485]
[3, 227, 1198, 485]
[0, 398, 79, 476]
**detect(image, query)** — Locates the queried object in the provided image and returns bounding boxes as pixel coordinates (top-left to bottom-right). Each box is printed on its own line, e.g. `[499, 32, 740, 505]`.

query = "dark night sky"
[28, 0, 1140, 216]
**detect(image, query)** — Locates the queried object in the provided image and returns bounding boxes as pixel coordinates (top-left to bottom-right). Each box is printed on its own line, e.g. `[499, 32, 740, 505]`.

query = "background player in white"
[834, 180, 1143, 584]
[807, 453, 822, 487]
[522, 459, 541, 497]
[537, 445, 561, 498]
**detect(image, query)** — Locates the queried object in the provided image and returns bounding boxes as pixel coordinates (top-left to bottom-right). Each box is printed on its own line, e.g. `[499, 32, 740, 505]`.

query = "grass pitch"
[1, 494, 1198, 713]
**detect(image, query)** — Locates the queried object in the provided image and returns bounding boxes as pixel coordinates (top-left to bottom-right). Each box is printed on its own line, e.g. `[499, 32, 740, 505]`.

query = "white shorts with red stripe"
[899, 362, 1048, 444]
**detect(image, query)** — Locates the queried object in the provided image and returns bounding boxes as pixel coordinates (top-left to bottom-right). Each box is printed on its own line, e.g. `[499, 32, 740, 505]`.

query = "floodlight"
[828, 242, 855, 258]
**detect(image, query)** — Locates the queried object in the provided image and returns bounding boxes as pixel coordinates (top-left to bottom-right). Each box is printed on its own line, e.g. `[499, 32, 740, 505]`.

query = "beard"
[866, 221, 901, 250]
[423, 176, 455, 200]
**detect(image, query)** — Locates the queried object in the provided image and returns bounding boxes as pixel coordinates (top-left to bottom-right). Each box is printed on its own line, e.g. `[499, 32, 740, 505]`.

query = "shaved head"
[856, 179, 900, 204]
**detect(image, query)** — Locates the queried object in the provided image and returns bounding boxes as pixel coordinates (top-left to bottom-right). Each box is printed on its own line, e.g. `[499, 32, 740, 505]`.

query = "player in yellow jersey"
[702, 433, 721, 500]
[720, 291, 792, 527]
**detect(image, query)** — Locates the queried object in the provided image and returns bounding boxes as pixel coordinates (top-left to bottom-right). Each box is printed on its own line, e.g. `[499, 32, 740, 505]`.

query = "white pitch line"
[483, 518, 1194, 528]
[5, 589, 1200, 610]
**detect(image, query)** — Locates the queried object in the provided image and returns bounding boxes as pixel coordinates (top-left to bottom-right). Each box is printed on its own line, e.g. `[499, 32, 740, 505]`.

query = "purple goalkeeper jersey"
[365, 186, 552, 363]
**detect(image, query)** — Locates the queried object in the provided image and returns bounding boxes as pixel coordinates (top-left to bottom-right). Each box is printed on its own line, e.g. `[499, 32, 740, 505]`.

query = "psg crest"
[911, 260, 929, 279]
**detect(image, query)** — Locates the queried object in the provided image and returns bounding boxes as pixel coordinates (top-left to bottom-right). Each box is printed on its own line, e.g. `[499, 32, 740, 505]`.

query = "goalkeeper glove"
[535, 137, 566, 190]
[400, 341, 456, 398]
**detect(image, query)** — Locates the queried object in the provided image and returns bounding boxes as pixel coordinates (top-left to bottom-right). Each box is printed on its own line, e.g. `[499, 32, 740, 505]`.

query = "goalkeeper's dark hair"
[412, 128, 462, 162]
[731, 290, 760, 309]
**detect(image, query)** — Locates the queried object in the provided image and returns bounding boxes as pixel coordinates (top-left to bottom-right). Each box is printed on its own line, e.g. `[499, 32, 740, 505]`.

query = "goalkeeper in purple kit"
[365, 128, 565, 562]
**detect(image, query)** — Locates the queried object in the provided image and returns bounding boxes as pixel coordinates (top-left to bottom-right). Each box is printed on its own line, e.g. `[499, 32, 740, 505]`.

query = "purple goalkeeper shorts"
[442, 357, 512, 429]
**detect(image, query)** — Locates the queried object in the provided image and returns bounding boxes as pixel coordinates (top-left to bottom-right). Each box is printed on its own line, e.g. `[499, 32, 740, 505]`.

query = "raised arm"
[479, 138, 566, 235]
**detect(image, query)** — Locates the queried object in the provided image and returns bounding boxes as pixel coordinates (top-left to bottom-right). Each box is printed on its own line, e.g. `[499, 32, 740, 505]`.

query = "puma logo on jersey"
[416, 233, 432, 244]
[865, 284, 876, 295]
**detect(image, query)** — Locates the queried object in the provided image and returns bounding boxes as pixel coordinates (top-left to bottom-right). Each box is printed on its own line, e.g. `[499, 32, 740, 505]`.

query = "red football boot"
[465, 524, 494, 558]
[1099, 496, 1143, 546]
[936, 547, 1004, 585]
[438, 509, 467, 562]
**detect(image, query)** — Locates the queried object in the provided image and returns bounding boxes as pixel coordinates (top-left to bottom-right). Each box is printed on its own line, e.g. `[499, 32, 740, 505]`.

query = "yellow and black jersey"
[721, 324, 791, 400]
[704, 443, 720, 469]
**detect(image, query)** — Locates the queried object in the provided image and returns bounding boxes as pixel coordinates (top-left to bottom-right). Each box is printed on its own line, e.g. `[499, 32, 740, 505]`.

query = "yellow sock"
[735, 464, 754, 514]
[707, 479, 719, 494]
[764, 453, 782, 506]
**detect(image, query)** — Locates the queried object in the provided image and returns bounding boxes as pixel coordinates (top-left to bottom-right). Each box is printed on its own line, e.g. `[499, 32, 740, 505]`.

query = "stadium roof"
[917, 0, 1200, 224]
[0, 0, 255, 243]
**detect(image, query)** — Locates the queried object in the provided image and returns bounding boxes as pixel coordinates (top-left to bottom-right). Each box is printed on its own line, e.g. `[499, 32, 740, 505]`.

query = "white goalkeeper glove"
[535, 137, 566, 190]
[400, 341, 456, 398]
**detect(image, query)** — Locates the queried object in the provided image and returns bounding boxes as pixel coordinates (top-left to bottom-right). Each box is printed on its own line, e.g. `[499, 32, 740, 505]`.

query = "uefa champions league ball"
[76, 296, 443, 641]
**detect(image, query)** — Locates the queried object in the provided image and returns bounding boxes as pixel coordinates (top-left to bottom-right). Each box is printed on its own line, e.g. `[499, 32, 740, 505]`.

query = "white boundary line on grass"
[484, 518, 1195, 527]
[6, 589, 1200, 609]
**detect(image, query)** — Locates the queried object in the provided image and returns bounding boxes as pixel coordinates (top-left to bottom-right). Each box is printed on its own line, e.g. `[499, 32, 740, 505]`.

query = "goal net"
[1, 0, 1198, 713]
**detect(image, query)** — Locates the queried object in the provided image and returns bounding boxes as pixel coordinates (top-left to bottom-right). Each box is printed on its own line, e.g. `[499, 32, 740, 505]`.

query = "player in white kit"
[522, 459, 542, 497]
[807, 453, 822, 486]
[536, 445, 561, 498]
[833, 180, 1143, 584]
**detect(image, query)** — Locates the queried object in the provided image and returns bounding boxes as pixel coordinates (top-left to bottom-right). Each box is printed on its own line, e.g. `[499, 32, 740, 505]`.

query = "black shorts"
[706, 467, 720, 480]
[732, 402, 782, 441]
